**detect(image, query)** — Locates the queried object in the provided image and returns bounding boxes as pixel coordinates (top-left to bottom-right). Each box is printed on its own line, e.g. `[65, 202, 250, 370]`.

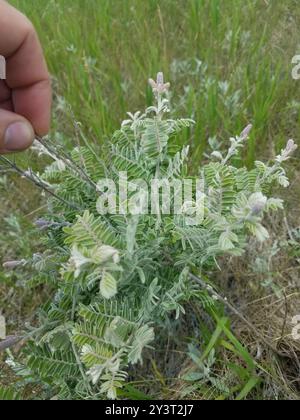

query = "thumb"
[0, 109, 35, 154]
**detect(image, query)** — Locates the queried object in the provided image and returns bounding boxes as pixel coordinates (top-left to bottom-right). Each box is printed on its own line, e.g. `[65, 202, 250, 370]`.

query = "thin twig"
[0, 155, 81, 211]
[36, 136, 99, 192]
[0, 336, 23, 352]
[279, 290, 289, 347]
[283, 212, 294, 241]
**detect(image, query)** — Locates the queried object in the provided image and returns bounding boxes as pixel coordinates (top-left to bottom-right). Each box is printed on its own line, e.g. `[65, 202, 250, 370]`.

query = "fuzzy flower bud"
[35, 219, 70, 230]
[239, 124, 253, 141]
[3, 260, 25, 270]
[149, 72, 170, 95]
[277, 139, 298, 162]
[35, 218, 53, 230]
[248, 192, 267, 215]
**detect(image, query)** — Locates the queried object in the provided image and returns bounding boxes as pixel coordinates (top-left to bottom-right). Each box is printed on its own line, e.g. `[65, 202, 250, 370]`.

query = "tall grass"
[10, 0, 300, 165]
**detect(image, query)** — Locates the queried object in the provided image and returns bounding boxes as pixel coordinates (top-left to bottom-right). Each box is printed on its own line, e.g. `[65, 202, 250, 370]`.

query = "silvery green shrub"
[4, 73, 296, 400]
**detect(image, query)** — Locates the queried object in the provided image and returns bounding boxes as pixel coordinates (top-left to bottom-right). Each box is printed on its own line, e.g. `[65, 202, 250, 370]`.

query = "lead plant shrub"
[3, 73, 297, 400]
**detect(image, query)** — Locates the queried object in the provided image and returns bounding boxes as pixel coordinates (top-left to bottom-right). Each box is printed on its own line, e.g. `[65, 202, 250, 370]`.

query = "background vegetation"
[1, 0, 300, 399]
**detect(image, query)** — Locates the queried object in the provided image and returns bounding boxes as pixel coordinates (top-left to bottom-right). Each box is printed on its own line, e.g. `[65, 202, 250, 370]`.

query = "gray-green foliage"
[10, 74, 296, 400]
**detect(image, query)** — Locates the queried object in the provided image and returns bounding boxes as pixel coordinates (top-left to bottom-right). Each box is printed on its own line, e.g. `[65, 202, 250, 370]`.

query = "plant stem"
[0, 155, 82, 211]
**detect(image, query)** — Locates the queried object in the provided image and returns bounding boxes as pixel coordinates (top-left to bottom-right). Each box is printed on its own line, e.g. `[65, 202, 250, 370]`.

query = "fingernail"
[4, 121, 34, 151]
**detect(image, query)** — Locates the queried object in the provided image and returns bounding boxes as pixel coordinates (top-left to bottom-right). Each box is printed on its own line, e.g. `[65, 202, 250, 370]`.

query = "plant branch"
[0, 155, 82, 211]
[0, 336, 23, 352]
[36, 136, 99, 192]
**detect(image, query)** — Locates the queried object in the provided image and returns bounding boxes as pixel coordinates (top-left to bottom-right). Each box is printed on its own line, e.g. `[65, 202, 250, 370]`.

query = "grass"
[1, 0, 300, 400]
[9, 0, 300, 162]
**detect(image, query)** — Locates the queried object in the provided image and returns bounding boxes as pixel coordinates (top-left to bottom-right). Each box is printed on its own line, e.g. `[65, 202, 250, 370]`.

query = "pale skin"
[0, 0, 51, 154]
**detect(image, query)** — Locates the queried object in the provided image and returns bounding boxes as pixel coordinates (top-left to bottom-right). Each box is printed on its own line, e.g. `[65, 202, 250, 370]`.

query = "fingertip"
[4, 120, 34, 151]
[0, 109, 35, 154]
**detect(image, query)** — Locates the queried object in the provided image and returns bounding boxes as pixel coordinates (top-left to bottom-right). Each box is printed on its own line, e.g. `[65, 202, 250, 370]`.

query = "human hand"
[0, 0, 51, 154]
